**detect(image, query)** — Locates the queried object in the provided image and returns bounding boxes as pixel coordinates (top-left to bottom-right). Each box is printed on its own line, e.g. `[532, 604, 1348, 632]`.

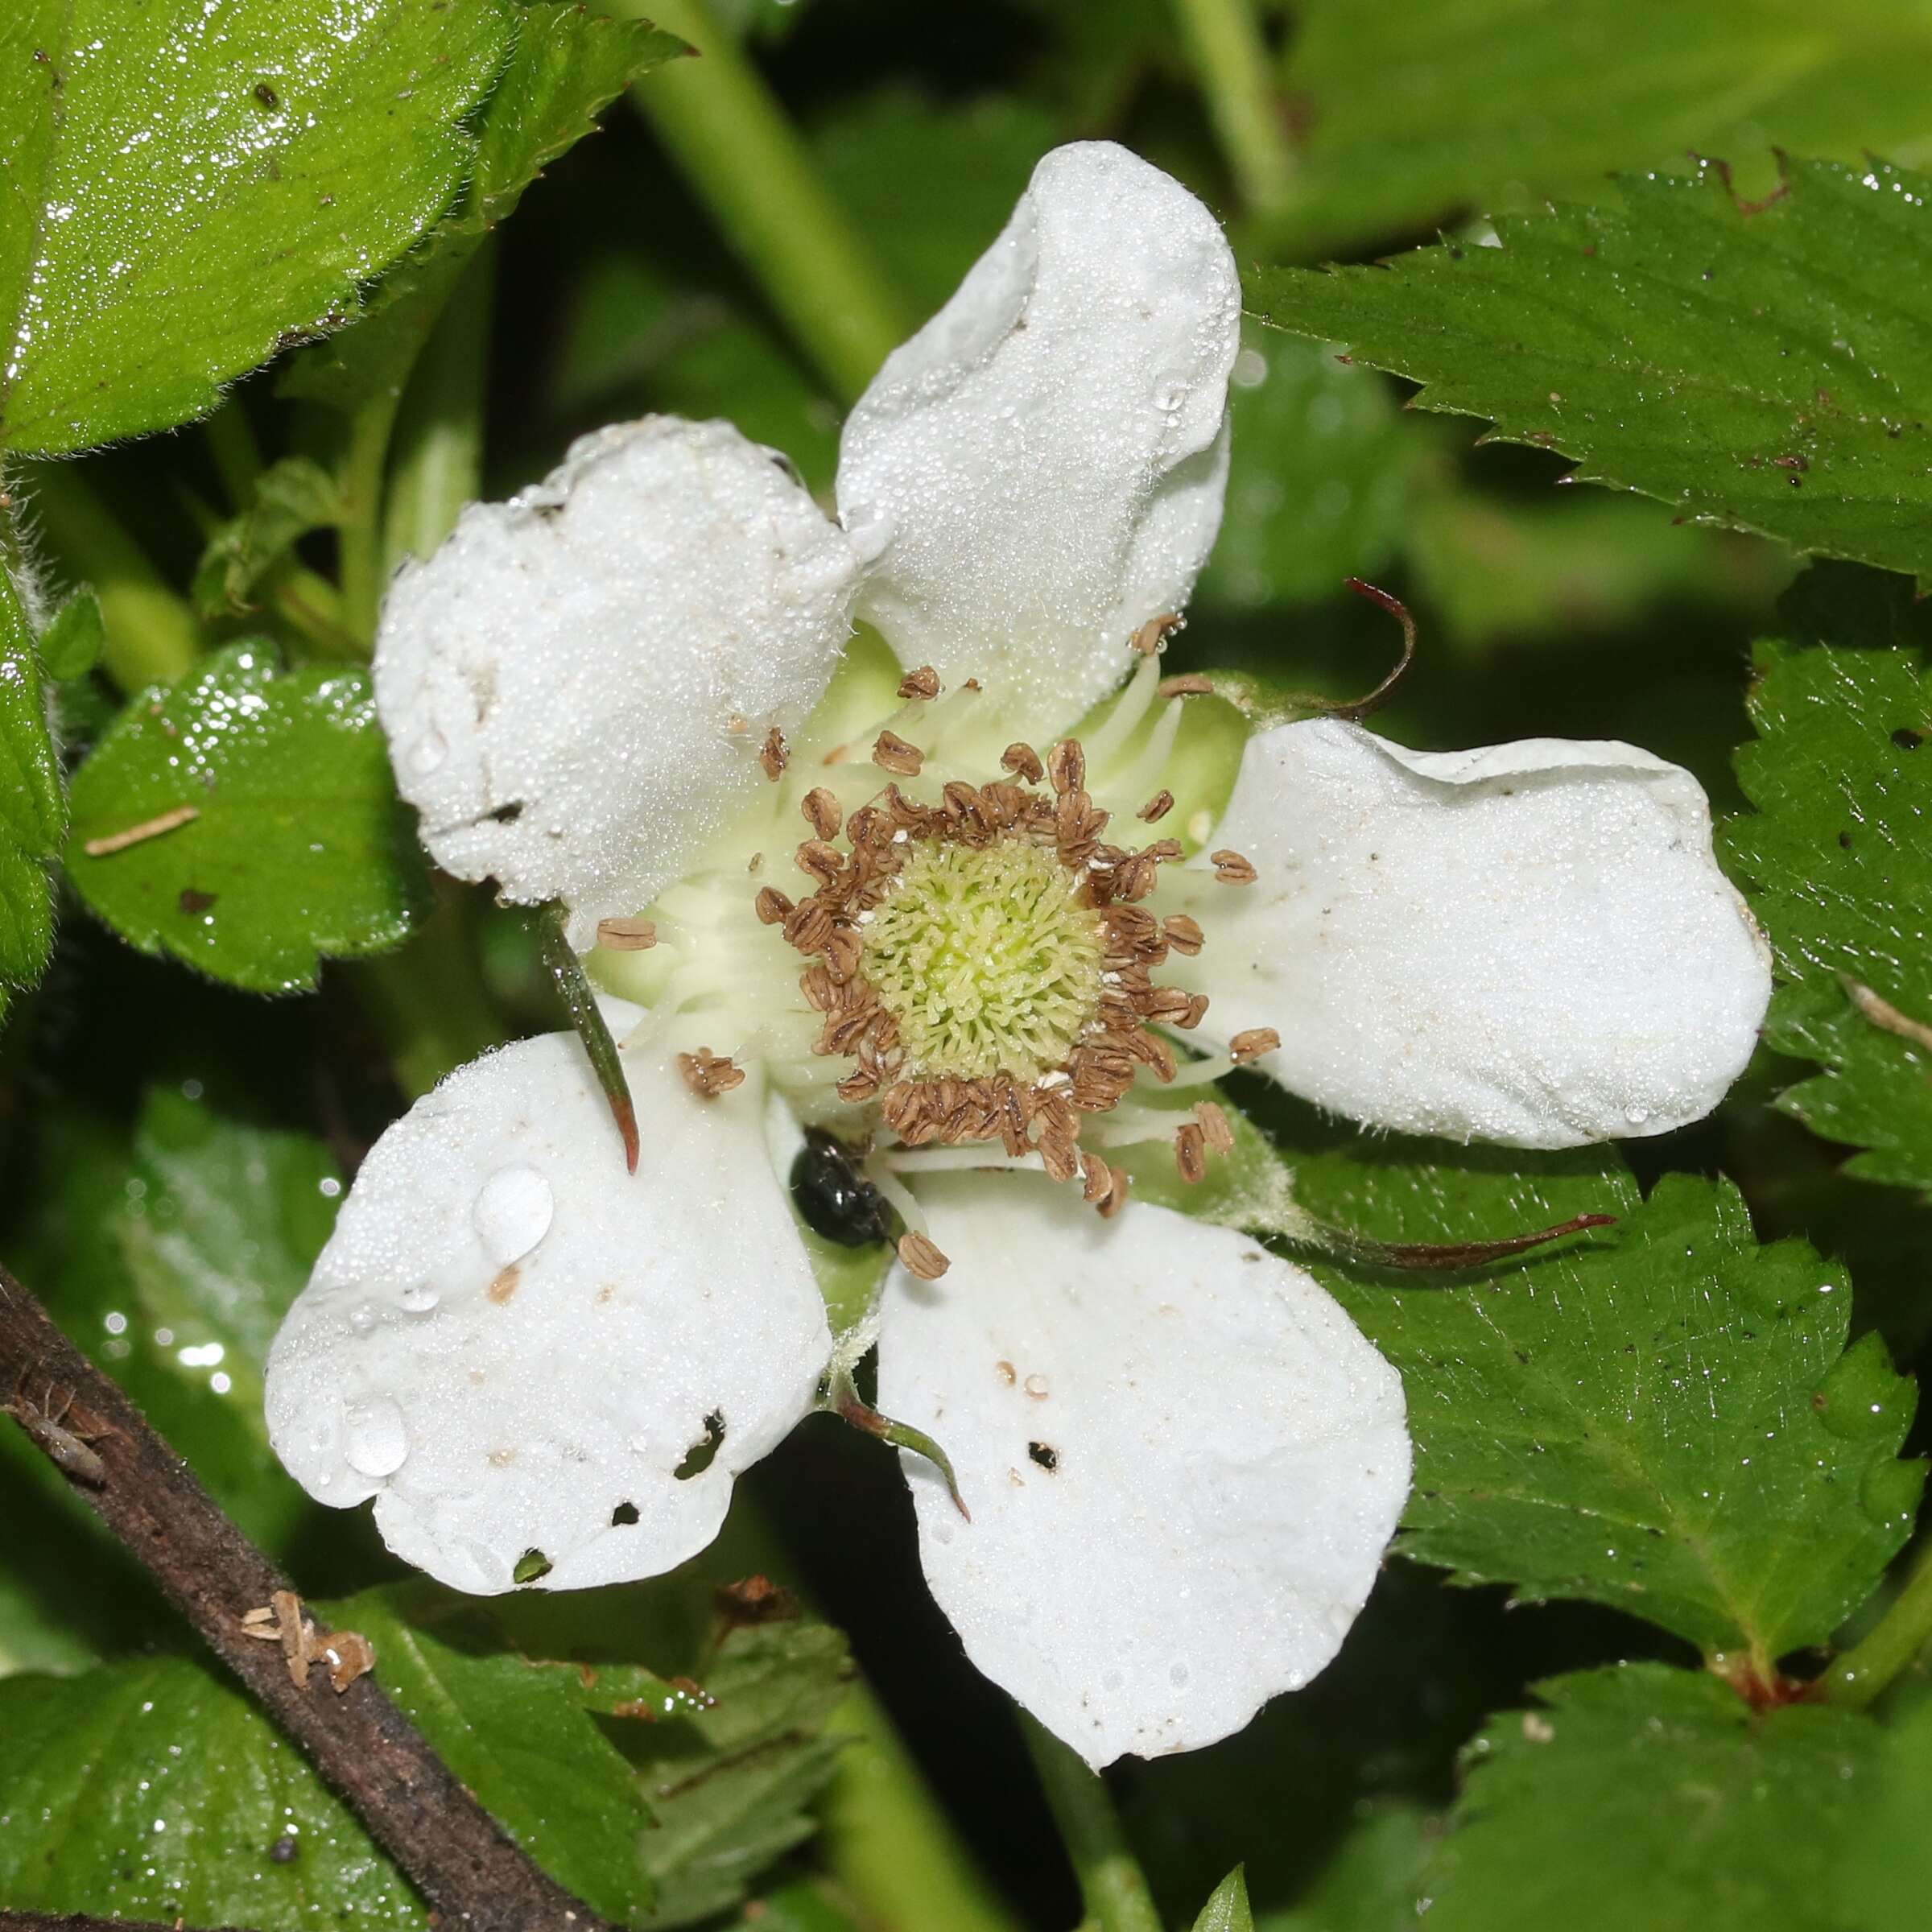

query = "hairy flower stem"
[613, 0, 914, 404]
[1825, 1532, 1932, 1709]
[382, 243, 496, 580]
[336, 385, 405, 650]
[26, 466, 203, 688]
[1169, 0, 1297, 217]
[1019, 1713, 1162, 1932]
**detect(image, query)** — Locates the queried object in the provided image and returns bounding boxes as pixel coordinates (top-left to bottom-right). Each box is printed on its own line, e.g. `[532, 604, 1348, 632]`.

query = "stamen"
[801, 787, 844, 840]
[1229, 1027, 1280, 1065]
[1212, 849, 1258, 885]
[1082, 646, 1163, 766]
[754, 886, 794, 926]
[759, 729, 789, 780]
[1174, 1121, 1207, 1183]
[897, 664, 942, 700]
[1001, 741, 1046, 784]
[1162, 914, 1203, 955]
[1158, 673, 1215, 699]
[873, 730, 924, 778]
[1160, 1053, 1234, 1088]
[1046, 739, 1087, 795]
[676, 1047, 746, 1098]
[595, 917, 658, 951]
[1193, 1100, 1235, 1153]
[896, 1231, 951, 1281]
[1113, 694, 1186, 808]
[1137, 790, 1174, 823]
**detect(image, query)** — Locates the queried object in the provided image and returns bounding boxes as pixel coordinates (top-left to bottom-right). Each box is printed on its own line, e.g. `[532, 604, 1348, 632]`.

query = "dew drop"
[1151, 375, 1189, 413]
[1624, 1105, 1650, 1126]
[347, 1300, 378, 1336]
[474, 1164, 554, 1265]
[398, 1282, 440, 1315]
[842, 502, 896, 565]
[407, 730, 448, 778]
[342, 1397, 408, 1478]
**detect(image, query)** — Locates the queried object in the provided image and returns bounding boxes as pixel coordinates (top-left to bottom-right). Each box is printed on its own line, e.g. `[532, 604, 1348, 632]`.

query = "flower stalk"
[1825, 1534, 1932, 1710]
[612, 0, 914, 404]
[1020, 1713, 1163, 1932]
[1169, 0, 1298, 217]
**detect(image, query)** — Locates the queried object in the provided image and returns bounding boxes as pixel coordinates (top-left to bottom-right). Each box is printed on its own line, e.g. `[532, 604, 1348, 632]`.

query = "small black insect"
[791, 1128, 896, 1248]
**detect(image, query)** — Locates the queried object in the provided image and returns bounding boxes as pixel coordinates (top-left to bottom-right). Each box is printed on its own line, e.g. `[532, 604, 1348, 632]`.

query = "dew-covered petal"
[378, 418, 860, 948]
[265, 1011, 831, 1593]
[836, 142, 1240, 736]
[876, 1174, 1408, 1768]
[1185, 719, 1773, 1148]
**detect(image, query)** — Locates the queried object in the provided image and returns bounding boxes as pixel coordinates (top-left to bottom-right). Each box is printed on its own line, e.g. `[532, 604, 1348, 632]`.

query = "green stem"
[1826, 1534, 1932, 1709]
[382, 243, 495, 578]
[348, 880, 507, 1099]
[612, 0, 912, 405]
[1019, 1714, 1162, 1932]
[336, 386, 406, 650]
[25, 467, 202, 689]
[201, 402, 263, 513]
[1169, 0, 1297, 217]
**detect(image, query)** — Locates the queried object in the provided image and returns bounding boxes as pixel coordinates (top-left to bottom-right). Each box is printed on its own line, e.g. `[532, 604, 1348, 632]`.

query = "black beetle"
[791, 1128, 897, 1248]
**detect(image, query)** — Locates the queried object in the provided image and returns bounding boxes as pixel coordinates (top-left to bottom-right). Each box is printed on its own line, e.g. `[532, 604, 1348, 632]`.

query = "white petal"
[836, 142, 1240, 735]
[1187, 720, 1773, 1148]
[378, 418, 860, 948]
[266, 1014, 831, 1593]
[877, 1175, 1408, 1768]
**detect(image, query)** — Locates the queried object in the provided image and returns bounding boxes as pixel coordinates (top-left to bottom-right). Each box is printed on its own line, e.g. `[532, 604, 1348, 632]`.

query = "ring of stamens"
[770, 724, 1214, 1249]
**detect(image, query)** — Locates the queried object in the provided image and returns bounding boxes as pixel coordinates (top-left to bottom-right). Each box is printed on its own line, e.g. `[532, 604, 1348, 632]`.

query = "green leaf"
[1722, 564, 1932, 1191]
[192, 456, 345, 619]
[67, 642, 427, 992]
[1194, 1867, 1257, 1932]
[1269, 0, 1932, 257]
[286, 1, 687, 408]
[0, 0, 514, 455]
[1416, 1666, 1879, 1932]
[327, 1584, 656, 1925]
[8, 1089, 340, 1547]
[497, 1579, 855, 1928]
[0, 1653, 426, 1929]
[0, 563, 63, 1017]
[1257, 1807, 1434, 1932]
[1195, 324, 1424, 613]
[38, 584, 104, 679]
[1287, 1134, 1922, 1666]
[1250, 157, 1932, 584]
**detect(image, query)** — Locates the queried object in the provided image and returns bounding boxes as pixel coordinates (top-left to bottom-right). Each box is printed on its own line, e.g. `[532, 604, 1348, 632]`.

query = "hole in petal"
[513, 1548, 552, 1585]
[674, 1410, 726, 1480]
[610, 1501, 640, 1527]
[1027, 1441, 1059, 1472]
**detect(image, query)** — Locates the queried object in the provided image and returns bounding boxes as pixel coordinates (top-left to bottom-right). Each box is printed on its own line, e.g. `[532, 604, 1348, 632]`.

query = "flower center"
[859, 839, 1103, 1082]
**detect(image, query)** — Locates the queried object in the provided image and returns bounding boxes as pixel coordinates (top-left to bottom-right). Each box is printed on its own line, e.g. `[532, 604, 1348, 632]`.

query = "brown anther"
[595, 917, 658, 951]
[1162, 914, 1204, 955]
[1158, 674, 1215, 699]
[897, 664, 941, 700]
[823, 925, 864, 982]
[1129, 613, 1180, 654]
[323, 1630, 377, 1693]
[801, 787, 844, 839]
[784, 899, 835, 953]
[800, 964, 836, 1012]
[1099, 1164, 1130, 1218]
[759, 728, 789, 780]
[1114, 853, 1159, 902]
[1038, 1129, 1081, 1185]
[1194, 1100, 1236, 1154]
[678, 1048, 747, 1098]
[1127, 1029, 1176, 1082]
[1046, 739, 1086, 795]
[1174, 1121, 1207, 1184]
[836, 1067, 881, 1103]
[1177, 993, 1212, 1030]
[1141, 838, 1183, 865]
[755, 886, 795, 926]
[1080, 1150, 1114, 1204]
[1229, 1027, 1281, 1065]
[1001, 741, 1046, 784]
[1212, 848, 1258, 885]
[873, 730, 924, 777]
[796, 839, 844, 886]
[1139, 985, 1195, 1021]
[898, 1232, 951, 1281]
[1136, 790, 1174, 823]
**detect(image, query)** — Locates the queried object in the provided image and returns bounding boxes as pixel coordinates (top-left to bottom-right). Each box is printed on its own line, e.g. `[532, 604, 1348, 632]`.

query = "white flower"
[265, 143, 1771, 1769]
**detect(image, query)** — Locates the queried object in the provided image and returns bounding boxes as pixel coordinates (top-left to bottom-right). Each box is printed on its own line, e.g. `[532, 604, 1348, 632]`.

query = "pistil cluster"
[749, 679, 1256, 1278]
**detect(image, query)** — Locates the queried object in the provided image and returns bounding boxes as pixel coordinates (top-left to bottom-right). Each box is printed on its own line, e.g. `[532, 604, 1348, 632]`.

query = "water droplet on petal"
[399, 1282, 440, 1315]
[474, 1164, 554, 1266]
[407, 730, 448, 777]
[842, 502, 896, 565]
[347, 1301, 378, 1336]
[343, 1397, 408, 1478]
[1624, 1105, 1651, 1126]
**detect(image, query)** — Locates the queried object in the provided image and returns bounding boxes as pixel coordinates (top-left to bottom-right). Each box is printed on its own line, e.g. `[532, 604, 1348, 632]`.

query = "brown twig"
[0, 1913, 260, 1931]
[0, 1265, 617, 1932]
